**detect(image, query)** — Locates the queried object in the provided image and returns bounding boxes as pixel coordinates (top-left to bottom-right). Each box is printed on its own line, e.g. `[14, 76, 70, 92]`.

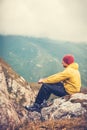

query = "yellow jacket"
[42, 63, 81, 94]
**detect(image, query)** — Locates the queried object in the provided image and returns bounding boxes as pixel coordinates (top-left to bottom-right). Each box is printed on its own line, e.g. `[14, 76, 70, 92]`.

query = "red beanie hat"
[63, 54, 74, 65]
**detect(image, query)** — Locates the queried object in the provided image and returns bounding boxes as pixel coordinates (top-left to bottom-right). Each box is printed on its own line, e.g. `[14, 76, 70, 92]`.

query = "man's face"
[62, 61, 68, 68]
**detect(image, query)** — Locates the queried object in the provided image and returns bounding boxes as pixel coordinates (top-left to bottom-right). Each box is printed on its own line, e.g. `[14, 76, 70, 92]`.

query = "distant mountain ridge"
[0, 35, 87, 87]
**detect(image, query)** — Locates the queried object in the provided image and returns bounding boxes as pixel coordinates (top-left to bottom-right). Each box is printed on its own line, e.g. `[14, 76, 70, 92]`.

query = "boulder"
[0, 60, 35, 129]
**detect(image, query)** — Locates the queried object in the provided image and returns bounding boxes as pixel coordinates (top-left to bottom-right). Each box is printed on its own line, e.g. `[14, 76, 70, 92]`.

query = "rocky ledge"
[28, 93, 87, 121]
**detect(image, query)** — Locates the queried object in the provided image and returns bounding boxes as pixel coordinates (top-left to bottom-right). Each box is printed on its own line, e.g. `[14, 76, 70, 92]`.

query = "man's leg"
[35, 82, 68, 105]
[25, 82, 68, 112]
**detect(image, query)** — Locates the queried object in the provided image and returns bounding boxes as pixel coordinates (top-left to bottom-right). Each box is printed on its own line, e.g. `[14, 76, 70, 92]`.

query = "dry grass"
[20, 114, 87, 130]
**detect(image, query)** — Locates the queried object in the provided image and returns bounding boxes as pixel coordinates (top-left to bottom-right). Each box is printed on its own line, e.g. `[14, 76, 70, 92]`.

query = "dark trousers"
[35, 82, 68, 105]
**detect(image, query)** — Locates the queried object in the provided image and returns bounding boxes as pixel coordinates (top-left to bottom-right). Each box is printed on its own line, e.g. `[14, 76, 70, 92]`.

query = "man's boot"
[24, 103, 41, 113]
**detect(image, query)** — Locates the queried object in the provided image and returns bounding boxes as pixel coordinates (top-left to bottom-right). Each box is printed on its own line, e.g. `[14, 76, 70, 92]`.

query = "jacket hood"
[68, 62, 79, 69]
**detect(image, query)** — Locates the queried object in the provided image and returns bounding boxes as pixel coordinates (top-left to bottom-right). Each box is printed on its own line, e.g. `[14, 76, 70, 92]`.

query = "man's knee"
[42, 83, 53, 91]
[42, 83, 48, 89]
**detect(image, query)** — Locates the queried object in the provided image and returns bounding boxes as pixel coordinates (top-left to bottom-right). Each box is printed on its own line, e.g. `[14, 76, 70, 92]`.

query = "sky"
[0, 0, 87, 42]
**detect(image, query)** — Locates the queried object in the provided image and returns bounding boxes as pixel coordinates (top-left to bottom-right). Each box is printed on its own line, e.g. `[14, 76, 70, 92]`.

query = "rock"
[0, 65, 20, 129]
[28, 93, 87, 121]
[28, 111, 41, 121]
[70, 93, 87, 100]
[0, 58, 36, 129]
[41, 94, 87, 121]
[0, 93, 20, 130]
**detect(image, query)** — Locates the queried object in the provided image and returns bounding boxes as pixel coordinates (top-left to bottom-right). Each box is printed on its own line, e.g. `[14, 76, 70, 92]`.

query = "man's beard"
[63, 65, 67, 68]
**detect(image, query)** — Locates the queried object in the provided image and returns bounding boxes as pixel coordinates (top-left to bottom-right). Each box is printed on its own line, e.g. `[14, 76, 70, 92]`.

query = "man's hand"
[38, 78, 44, 84]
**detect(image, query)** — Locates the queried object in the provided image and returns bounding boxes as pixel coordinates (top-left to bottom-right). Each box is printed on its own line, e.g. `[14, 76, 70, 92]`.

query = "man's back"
[63, 62, 81, 94]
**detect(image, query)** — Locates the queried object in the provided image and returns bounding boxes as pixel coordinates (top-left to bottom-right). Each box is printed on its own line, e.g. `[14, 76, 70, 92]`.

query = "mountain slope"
[0, 35, 87, 86]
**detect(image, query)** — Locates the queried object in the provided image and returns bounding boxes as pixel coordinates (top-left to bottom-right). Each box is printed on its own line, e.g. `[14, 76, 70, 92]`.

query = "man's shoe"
[24, 101, 53, 112]
[24, 103, 41, 113]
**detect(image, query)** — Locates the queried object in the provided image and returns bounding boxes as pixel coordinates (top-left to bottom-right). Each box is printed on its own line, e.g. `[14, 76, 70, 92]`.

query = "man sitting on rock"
[25, 54, 81, 112]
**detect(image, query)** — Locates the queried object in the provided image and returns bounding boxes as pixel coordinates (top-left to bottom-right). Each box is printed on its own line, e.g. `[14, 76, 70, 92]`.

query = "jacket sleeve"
[42, 69, 70, 83]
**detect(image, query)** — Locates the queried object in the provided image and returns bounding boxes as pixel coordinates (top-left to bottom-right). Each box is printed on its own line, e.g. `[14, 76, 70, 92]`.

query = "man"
[25, 54, 81, 112]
